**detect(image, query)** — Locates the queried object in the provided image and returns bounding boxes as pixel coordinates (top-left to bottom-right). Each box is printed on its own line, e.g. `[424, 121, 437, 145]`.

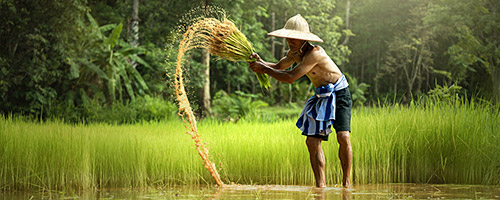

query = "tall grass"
[1, 101, 499, 191]
[352, 101, 500, 185]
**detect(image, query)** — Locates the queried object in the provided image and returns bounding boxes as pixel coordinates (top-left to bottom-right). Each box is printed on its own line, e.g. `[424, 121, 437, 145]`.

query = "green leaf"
[99, 24, 116, 33]
[342, 29, 355, 37]
[128, 64, 150, 92]
[79, 88, 91, 105]
[115, 71, 123, 101]
[118, 47, 142, 57]
[86, 12, 99, 28]
[129, 54, 152, 70]
[115, 55, 149, 92]
[111, 72, 121, 102]
[86, 12, 104, 39]
[108, 49, 114, 65]
[66, 58, 79, 79]
[114, 58, 135, 101]
[107, 71, 116, 102]
[106, 23, 123, 48]
[85, 62, 109, 80]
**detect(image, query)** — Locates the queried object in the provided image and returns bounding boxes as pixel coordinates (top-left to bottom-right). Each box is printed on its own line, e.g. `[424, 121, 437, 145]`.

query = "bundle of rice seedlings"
[199, 18, 271, 90]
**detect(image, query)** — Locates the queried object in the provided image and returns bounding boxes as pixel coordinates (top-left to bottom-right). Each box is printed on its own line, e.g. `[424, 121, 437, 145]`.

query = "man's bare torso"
[288, 45, 342, 88]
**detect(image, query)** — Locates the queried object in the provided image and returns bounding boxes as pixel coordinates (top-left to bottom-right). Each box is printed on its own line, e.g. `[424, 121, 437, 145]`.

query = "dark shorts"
[307, 87, 352, 141]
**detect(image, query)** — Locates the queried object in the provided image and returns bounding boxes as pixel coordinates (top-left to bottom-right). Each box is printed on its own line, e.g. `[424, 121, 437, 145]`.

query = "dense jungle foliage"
[1, 0, 499, 122]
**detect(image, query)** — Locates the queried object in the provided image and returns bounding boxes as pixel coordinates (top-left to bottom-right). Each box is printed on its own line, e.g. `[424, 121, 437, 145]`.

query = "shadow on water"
[2, 184, 500, 199]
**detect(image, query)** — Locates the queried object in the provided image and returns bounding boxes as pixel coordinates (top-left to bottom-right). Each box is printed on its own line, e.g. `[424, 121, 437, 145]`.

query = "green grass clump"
[352, 101, 500, 185]
[1, 101, 499, 191]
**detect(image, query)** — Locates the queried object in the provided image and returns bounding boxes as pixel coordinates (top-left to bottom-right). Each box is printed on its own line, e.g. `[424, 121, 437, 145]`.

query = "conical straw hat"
[268, 14, 323, 43]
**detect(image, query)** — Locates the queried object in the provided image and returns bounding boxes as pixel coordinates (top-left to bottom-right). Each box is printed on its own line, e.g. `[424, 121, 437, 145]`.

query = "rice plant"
[176, 17, 270, 90]
[1, 101, 499, 191]
[173, 16, 272, 187]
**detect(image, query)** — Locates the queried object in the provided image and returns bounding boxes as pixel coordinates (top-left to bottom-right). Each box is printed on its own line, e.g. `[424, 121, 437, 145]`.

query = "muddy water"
[2, 184, 500, 199]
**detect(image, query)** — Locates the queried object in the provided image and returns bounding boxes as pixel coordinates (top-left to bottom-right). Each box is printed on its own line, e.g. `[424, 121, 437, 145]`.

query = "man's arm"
[271, 56, 295, 70]
[250, 50, 319, 84]
[251, 53, 295, 70]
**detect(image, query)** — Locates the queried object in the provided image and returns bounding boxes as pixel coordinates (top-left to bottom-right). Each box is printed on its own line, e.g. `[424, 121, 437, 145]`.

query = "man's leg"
[306, 137, 326, 187]
[336, 131, 352, 187]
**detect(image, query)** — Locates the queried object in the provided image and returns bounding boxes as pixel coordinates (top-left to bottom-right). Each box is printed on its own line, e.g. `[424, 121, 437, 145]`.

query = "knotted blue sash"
[296, 75, 349, 136]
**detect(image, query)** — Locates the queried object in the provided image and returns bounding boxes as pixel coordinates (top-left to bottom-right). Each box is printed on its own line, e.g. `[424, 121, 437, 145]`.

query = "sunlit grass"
[352, 101, 500, 185]
[1, 101, 499, 191]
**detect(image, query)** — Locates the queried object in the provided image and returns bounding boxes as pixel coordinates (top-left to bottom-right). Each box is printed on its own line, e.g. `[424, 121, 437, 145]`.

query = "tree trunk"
[426, 63, 430, 92]
[272, 12, 282, 104]
[413, 40, 425, 97]
[340, 0, 351, 71]
[341, 0, 351, 46]
[282, 11, 287, 59]
[406, 79, 413, 101]
[129, 0, 139, 69]
[199, 0, 212, 117]
[375, 48, 380, 96]
[492, 64, 500, 104]
[416, 67, 422, 97]
[271, 12, 276, 58]
[404, 39, 425, 101]
[200, 48, 212, 117]
[394, 77, 398, 98]
[488, 3, 499, 104]
[361, 59, 365, 83]
[282, 11, 291, 103]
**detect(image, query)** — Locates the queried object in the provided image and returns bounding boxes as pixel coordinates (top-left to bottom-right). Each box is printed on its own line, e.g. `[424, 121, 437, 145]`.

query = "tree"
[200, 48, 212, 117]
[383, 1, 434, 101]
[347, 0, 415, 99]
[339, 0, 353, 71]
[129, 0, 140, 69]
[67, 13, 150, 105]
[199, 0, 213, 117]
[426, 0, 500, 103]
[301, 0, 351, 66]
[211, 0, 272, 95]
[345, 73, 369, 107]
[0, 0, 88, 114]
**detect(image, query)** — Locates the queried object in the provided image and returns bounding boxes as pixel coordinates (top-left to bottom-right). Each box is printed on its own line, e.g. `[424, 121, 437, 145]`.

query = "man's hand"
[249, 53, 262, 62]
[248, 53, 267, 73]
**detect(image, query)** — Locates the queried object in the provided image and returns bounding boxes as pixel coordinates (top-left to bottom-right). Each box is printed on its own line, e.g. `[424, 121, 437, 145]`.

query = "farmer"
[249, 14, 352, 188]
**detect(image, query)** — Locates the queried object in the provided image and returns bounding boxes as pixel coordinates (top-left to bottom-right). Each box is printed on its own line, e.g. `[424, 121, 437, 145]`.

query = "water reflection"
[311, 188, 326, 200]
[2, 184, 500, 199]
[342, 189, 352, 200]
[209, 184, 353, 200]
[309, 186, 353, 200]
[203, 184, 500, 200]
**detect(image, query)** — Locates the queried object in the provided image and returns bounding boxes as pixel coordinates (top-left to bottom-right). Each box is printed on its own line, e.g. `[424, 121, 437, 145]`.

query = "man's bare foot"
[343, 180, 351, 188]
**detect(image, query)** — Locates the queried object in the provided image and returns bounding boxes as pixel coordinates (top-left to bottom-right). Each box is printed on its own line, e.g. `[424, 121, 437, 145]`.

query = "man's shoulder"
[307, 45, 328, 59]
[312, 45, 327, 54]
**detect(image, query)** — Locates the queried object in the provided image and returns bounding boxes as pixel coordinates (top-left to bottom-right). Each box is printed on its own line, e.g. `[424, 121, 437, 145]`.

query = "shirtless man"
[249, 14, 353, 188]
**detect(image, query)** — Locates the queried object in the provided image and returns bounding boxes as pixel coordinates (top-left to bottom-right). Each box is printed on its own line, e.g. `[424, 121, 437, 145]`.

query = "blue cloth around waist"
[296, 75, 349, 136]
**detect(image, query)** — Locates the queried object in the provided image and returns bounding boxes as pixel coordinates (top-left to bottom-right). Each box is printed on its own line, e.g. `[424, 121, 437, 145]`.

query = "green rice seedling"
[1, 101, 499, 191]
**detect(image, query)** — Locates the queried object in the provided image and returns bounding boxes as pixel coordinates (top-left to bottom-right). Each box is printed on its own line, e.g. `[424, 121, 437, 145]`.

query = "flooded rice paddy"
[2, 184, 499, 199]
